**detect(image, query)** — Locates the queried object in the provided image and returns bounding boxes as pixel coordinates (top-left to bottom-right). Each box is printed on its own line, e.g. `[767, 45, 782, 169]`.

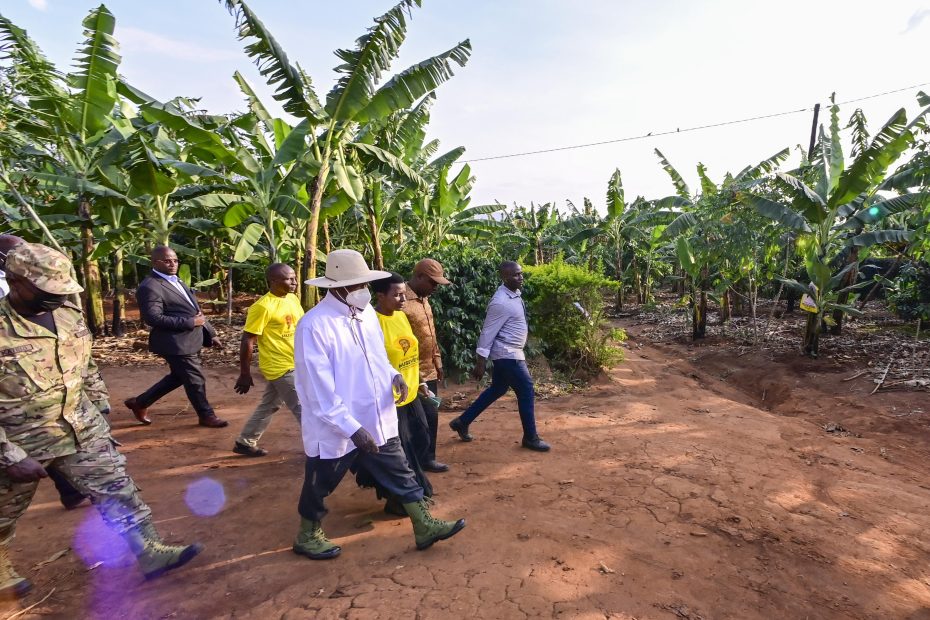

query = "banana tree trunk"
[226, 266, 234, 326]
[720, 288, 732, 323]
[615, 248, 624, 310]
[78, 198, 106, 336]
[831, 246, 859, 334]
[692, 284, 707, 340]
[804, 312, 821, 357]
[302, 163, 330, 309]
[111, 248, 126, 337]
[368, 189, 384, 270]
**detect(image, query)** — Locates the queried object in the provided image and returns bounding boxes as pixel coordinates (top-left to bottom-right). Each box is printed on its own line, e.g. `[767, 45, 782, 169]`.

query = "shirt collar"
[153, 269, 179, 283]
[404, 283, 423, 302]
[500, 285, 522, 298]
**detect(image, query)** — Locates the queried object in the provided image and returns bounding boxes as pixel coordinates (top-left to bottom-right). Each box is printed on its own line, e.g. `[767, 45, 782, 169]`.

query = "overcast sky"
[5, 0, 929, 212]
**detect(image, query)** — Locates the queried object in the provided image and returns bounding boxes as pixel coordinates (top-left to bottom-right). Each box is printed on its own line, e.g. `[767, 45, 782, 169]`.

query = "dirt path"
[4, 329, 930, 619]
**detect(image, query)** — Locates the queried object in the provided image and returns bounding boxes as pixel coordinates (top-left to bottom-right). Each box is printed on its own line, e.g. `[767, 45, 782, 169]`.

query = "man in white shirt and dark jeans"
[292, 249, 465, 560]
[449, 261, 551, 452]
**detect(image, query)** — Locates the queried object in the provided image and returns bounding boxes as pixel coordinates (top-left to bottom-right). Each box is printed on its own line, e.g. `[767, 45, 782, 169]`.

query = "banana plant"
[222, 0, 471, 305]
[0, 5, 125, 335]
[741, 95, 930, 356]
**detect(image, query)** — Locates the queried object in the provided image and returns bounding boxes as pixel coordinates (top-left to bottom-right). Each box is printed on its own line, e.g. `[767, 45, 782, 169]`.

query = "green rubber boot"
[123, 522, 203, 580]
[0, 543, 31, 599]
[292, 518, 341, 560]
[403, 499, 466, 550]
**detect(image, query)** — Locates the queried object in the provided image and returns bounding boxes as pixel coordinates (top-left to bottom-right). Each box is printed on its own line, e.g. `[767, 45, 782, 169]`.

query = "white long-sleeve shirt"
[294, 292, 401, 458]
[475, 285, 528, 361]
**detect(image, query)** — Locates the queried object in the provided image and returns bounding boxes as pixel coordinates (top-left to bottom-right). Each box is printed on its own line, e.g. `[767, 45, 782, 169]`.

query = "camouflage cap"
[4, 243, 83, 294]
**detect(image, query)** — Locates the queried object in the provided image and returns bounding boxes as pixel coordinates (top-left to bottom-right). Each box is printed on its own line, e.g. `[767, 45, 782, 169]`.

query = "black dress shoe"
[521, 436, 551, 452]
[233, 442, 267, 457]
[449, 417, 473, 442]
[423, 460, 450, 473]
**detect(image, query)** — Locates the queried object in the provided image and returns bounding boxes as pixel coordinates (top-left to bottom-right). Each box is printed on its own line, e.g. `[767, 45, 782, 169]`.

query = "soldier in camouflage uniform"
[0, 234, 90, 511]
[0, 243, 203, 598]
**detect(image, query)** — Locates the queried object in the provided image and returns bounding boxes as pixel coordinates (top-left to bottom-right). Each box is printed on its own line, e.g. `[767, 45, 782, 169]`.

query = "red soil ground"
[3, 321, 930, 619]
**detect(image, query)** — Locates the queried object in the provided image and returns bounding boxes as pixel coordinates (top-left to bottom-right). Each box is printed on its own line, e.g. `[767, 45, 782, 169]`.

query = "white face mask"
[344, 287, 372, 309]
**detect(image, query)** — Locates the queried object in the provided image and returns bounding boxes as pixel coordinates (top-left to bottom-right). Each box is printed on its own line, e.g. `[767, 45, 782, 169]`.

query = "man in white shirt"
[292, 249, 465, 560]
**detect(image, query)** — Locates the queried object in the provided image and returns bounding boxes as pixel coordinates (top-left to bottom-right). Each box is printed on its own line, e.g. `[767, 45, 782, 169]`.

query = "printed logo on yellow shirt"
[398, 337, 411, 355]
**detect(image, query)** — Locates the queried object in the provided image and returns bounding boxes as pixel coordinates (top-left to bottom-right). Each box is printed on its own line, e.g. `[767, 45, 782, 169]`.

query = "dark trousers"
[459, 358, 538, 438]
[47, 466, 85, 504]
[395, 399, 433, 497]
[135, 353, 214, 418]
[298, 436, 424, 522]
[423, 380, 441, 461]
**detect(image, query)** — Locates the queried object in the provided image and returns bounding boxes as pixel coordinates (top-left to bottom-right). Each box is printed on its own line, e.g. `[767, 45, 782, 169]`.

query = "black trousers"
[354, 401, 432, 499]
[135, 353, 214, 418]
[423, 379, 441, 461]
[298, 437, 423, 522]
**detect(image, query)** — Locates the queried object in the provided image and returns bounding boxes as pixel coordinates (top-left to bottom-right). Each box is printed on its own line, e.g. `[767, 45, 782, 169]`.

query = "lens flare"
[868, 206, 880, 218]
[184, 477, 226, 517]
[73, 512, 133, 569]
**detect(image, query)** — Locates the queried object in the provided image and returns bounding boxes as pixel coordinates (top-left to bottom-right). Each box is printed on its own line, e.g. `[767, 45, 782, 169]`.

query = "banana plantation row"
[1, 1, 928, 363]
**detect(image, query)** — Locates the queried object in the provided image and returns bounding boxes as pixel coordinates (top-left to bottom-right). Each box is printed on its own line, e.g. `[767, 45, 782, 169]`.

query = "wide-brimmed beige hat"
[306, 249, 390, 288]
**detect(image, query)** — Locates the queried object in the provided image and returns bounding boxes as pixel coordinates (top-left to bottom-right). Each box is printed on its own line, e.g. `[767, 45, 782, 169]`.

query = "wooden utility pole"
[807, 103, 821, 159]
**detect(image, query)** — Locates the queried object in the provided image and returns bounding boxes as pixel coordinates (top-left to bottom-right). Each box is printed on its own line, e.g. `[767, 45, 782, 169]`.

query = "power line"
[461, 81, 930, 164]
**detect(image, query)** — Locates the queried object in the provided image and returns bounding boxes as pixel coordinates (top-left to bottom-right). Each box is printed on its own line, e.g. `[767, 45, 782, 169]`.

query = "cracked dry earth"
[5, 328, 930, 619]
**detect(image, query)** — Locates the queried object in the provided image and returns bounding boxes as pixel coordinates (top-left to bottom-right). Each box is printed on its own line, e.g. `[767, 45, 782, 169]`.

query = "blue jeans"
[459, 359, 537, 438]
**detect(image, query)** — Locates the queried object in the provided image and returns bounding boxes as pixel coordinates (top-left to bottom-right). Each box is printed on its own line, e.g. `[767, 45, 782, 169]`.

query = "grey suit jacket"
[136, 272, 216, 356]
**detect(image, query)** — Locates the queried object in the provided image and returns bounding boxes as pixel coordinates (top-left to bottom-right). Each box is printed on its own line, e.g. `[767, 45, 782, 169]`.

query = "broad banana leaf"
[324, 0, 421, 123]
[741, 194, 811, 233]
[67, 5, 120, 138]
[222, 0, 324, 123]
[355, 40, 471, 123]
[233, 221, 264, 262]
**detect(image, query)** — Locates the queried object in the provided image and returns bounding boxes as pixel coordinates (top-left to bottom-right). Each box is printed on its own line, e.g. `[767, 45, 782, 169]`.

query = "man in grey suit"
[125, 246, 227, 428]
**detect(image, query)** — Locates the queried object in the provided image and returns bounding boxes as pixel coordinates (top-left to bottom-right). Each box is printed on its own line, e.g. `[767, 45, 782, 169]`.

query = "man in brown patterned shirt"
[404, 259, 451, 473]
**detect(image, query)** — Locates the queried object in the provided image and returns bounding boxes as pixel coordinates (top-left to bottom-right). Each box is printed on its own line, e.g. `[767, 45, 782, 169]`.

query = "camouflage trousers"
[0, 435, 152, 545]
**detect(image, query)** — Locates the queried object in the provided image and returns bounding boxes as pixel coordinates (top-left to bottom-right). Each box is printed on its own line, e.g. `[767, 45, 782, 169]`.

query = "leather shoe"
[233, 442, 267, 457]
[521, 436, 551, 452]
[449, 417, 473, 442]
[423, 460, 449, 473]
[198, 415, 229, 428]
[124, 397, 152, 425]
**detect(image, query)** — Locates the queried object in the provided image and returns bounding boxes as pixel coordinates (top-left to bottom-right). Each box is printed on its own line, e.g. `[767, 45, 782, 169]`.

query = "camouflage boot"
[123, 522, 203, 580]
[403, 499, 466, 550]
[292, 518, 341, 560]
[0, 543, 31, 598]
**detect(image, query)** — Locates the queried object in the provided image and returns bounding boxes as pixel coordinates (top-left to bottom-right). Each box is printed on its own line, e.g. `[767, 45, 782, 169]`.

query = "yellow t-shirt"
[244, 292, 304, 381]
[376, 310, 419, 407]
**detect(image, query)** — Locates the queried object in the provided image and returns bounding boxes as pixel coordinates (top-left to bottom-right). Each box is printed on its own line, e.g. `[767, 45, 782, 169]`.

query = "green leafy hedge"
[395, 244, 503, 379]
[523, 257, 625, 376]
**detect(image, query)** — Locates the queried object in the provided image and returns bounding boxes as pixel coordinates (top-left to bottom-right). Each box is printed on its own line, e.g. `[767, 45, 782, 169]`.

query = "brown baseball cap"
[4, 242, 84, 294]
[413, 258, 451, 285]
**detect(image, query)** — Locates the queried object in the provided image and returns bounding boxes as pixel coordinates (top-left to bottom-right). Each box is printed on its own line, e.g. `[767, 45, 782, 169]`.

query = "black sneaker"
[521, 436, 551, 452]
[233, 442, 268, 457]
[449, 417, 473, 442]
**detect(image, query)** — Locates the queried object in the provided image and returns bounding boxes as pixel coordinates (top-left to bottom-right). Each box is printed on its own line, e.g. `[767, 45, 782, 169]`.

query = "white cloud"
[27, 0, 48, 11]
[116, 26, 240, 62]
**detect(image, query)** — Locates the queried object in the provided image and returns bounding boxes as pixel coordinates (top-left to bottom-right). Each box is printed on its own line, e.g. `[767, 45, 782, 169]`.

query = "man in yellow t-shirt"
[232, 263, 304, 457]
[369, 273, 434, 509]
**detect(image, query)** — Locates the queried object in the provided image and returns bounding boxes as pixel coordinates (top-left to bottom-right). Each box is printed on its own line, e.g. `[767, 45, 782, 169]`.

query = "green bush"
[394, 244, 503, 379]
[523, 258, 625, 377]
[887, 261, 930, 322]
